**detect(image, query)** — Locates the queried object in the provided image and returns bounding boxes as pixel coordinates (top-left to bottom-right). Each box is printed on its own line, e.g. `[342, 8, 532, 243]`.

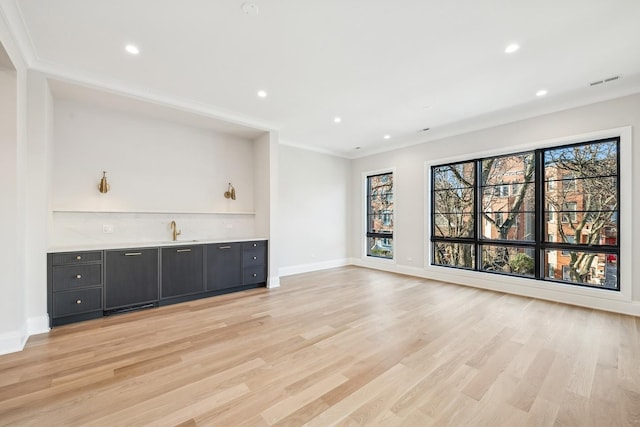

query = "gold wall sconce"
[224, 182, 236, 200]
[98, 171, 110, 193]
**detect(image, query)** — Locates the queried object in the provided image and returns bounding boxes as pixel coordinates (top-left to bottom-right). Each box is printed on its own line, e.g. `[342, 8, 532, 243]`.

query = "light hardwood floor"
[1, 266, 639, 426]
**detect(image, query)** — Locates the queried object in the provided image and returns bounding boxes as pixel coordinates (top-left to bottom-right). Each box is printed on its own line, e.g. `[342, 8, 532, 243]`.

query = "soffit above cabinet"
[48, 79, 268, 140]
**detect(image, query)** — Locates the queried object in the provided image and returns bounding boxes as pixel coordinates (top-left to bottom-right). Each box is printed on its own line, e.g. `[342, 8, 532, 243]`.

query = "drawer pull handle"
[177, 249, 192, 253]
[76, 255, 82, 260]
[252, 256, 257, 260]
[76, 299, 82, 304]
[253, 273, 257, 277]
[76, 274, 82, 279]
[125, 252, 142, 256]
[253, 243, 257, 247]
[219, 246, 232, 249]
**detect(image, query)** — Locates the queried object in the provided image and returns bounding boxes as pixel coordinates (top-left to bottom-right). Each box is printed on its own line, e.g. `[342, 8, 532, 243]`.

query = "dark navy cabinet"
[48, 240, 267, 327]
[105, 248, 159, 311]
[206, 242, 243, 291]
[47, 250, 104, 326]
[161, 245, 205, 299]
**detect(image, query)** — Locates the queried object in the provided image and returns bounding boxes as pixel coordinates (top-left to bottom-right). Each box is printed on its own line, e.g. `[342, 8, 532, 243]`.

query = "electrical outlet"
[103, 224, 114, 234]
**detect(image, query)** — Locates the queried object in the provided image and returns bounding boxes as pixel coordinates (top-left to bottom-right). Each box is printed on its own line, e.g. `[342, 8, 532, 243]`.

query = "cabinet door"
[206, 243, 242, 291]
[161, 246, 204, 298]
[105, 249, 159, 309]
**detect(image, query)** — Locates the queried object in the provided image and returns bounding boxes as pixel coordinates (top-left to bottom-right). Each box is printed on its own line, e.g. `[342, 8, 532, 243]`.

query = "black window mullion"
[430, 166, 436, 244]
[535, 149, 544, 279]
[475, 159, 482, 271]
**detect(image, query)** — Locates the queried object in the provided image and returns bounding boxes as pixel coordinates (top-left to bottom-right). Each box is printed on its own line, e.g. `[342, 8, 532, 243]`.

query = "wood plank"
[0, 266, 637, 426]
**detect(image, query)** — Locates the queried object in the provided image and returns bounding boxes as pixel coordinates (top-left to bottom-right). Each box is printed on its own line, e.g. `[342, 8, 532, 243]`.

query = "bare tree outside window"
[367, 172, 394, 258]
[431, 138, 619, 290]
[544, 140, 618, 286]
[432, 162, 474, 268]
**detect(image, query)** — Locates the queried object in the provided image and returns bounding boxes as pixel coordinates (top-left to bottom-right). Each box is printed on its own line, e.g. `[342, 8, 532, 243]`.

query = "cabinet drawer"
[210, 242, 242, 252]
[243, 249, 266, 267]
[52, 251, 102, 266]
[242, 240, 266, 250]
[53, 288, 102, 317]
[53, 264, 102, 291]
[243, 266, 267, 285]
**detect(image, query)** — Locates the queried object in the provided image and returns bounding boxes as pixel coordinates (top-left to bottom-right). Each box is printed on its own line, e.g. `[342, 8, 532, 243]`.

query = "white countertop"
[48, 237, 268, 253]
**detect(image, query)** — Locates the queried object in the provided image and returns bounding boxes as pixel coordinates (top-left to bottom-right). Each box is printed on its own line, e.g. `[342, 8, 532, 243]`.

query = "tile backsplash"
[50, 211, 256, 249]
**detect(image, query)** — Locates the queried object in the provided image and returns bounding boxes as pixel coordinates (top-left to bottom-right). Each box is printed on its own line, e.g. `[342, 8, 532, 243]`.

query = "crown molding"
[0, 0, 37, 67]
[349, 77, 640, 160]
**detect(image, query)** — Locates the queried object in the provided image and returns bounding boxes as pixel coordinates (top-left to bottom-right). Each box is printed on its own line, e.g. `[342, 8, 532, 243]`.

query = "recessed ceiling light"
[383, 135, 391, 140]
[505, 43, 520, 54]
[257, 90, 267, 98]
[334, 117, 342, 123]
[241, 2, 259, 14]
[125, 44, 140, 55]
[536, 89, 548, 97]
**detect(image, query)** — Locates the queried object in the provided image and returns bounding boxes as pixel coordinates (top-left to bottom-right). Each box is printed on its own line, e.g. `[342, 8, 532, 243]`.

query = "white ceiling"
[4, 0, 640, 157]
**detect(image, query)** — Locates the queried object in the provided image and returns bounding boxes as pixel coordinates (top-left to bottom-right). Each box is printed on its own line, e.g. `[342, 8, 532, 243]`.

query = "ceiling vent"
[590, 75, 620, 86]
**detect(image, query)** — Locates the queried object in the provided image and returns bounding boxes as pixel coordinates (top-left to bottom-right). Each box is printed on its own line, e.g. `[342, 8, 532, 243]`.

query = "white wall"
[278, 145, 350, 276]
[24, 71, 52, 336]
[0, 59, 22, 351]
[350, 93, 640, 315]
[254, 131, 280, 287]
[0, 14, 39, 355]
[50, 100, 259, 247]
[53, 100, 255, 213]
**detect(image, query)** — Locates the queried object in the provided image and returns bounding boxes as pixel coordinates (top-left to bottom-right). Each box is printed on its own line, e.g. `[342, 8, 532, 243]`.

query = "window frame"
[428, 137, 620, 291]
[365, 170, 395, 260]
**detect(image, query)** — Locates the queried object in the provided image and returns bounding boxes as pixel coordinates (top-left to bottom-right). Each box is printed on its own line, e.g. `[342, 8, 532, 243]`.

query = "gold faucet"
[170, 220, 181, 241]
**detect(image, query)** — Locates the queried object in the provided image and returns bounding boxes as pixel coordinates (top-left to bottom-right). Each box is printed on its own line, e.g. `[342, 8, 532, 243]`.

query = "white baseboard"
[28, 314, 50, 336]
[267, 276, 281, 288]
[0, 324, 28, 356]
[350, 257, 423, 276]
[0, 314, 50, 356]
[351, 258, 640, 317]
[279, 258, 350, 277]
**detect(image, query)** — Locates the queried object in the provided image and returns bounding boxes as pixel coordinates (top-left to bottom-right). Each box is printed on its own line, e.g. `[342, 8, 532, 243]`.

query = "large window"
[431, 138, 619, 290]
[366, 172, 394, 259]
